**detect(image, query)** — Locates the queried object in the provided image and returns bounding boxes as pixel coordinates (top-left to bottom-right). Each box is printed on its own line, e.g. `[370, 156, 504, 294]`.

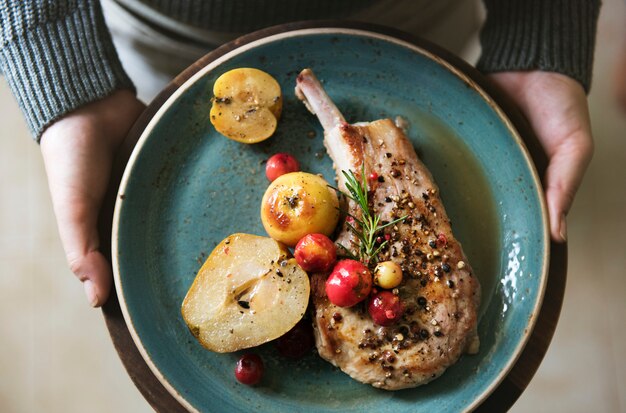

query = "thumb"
[544, 133, 593, 242]
[72, 252, 113, 308]
[56, 196, 113, 307]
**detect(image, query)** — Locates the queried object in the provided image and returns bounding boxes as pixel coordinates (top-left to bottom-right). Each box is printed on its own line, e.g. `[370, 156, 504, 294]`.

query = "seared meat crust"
[296, 69, 480, 390]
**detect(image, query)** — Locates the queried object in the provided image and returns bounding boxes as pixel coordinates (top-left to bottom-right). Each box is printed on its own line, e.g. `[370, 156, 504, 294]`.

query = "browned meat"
[295, 69, 480, 390]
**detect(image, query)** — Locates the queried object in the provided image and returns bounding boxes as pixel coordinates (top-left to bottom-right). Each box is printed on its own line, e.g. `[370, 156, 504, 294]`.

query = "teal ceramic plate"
[112, 28, 549, 412]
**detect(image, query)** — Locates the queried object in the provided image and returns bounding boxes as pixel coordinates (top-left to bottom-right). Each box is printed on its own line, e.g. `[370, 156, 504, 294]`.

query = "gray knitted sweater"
[0, 0, 601, 139]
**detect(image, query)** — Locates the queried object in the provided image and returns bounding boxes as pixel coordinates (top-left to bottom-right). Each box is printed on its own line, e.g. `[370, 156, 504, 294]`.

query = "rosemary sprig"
[332, 167, 407, 266]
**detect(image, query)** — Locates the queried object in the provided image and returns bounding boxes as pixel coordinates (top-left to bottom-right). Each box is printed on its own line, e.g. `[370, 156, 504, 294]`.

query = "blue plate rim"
[111, 26, 550, 413]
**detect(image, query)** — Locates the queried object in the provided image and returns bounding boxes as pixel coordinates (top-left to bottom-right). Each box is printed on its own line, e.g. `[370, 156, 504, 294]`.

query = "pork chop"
[295, 69, 480, 390]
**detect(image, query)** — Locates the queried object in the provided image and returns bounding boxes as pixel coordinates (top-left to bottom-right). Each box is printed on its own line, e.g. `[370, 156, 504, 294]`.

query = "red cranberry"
[265, 153, 300, 182]
[368, 291, 404, 326]
[234, 353, 264, 385]
[294, 234, 337, 273]
[325, 260, 372, 307]
[437, 233, 448, 247]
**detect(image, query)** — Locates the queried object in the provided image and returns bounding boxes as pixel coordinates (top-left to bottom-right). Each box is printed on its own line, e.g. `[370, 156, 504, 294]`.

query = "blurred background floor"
[1, 1, 625, 412]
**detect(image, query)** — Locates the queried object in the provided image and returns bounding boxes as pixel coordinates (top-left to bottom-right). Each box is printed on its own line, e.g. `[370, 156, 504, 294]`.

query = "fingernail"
[559, 214, 567, 242]
[83, 280, 99, 307]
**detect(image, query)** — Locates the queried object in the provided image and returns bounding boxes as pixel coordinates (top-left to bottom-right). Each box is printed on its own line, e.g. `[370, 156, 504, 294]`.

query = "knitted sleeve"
[477, 0, 602, 93]
[0, 0, 134, 140]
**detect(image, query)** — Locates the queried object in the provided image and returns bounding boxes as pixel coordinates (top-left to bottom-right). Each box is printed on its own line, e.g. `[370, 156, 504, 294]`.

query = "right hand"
[40, 90, 146, 307]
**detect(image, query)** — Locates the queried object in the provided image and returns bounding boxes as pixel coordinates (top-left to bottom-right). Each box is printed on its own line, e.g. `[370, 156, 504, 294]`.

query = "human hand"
[40, 90, 146, 307]
[487, 71, 594, 242]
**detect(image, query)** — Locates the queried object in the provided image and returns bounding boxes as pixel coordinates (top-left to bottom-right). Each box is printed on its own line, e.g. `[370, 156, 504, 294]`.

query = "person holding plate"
[0, 0, 600, 307]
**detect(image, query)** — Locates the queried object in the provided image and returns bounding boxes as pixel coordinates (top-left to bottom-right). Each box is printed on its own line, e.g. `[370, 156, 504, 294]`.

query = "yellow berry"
[373, 261, 403, 289]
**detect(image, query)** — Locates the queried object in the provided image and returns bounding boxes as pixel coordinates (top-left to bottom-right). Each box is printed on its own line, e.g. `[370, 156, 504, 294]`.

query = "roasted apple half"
[209, 68, 282, 143]
[261, 172, 339, 247]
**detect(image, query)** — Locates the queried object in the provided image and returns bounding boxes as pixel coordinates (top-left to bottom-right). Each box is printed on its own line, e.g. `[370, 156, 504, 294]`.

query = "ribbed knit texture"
[477, 0, 601, 93]
[134, 0, 375, 33]
[0, 0, 134, 140]
[0, 0, 602, 141]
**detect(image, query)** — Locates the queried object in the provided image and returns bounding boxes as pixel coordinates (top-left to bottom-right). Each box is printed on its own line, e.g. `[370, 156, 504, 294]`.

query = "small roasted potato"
[209, 68, 282, 143]
[181, 233, 310, 353]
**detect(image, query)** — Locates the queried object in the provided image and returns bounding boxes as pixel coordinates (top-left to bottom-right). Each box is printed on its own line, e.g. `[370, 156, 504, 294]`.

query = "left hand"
[487, 71, 594, 243]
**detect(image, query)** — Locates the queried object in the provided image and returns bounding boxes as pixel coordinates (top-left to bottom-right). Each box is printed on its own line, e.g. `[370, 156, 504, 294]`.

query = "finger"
[543, 133, 593, 242]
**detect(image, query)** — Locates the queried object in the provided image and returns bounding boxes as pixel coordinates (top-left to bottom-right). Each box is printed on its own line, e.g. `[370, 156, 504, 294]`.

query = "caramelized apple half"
[209, 68, 282, 143]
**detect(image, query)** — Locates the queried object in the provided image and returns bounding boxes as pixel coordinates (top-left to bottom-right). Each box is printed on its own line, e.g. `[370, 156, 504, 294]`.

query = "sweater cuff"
[0, 1, 135, 141]
[477, 0, 601, 93]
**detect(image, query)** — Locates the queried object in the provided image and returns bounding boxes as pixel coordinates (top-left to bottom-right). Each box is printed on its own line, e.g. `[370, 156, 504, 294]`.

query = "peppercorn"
[383, 350, 397, 364]
[437, 233, 447, 246]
